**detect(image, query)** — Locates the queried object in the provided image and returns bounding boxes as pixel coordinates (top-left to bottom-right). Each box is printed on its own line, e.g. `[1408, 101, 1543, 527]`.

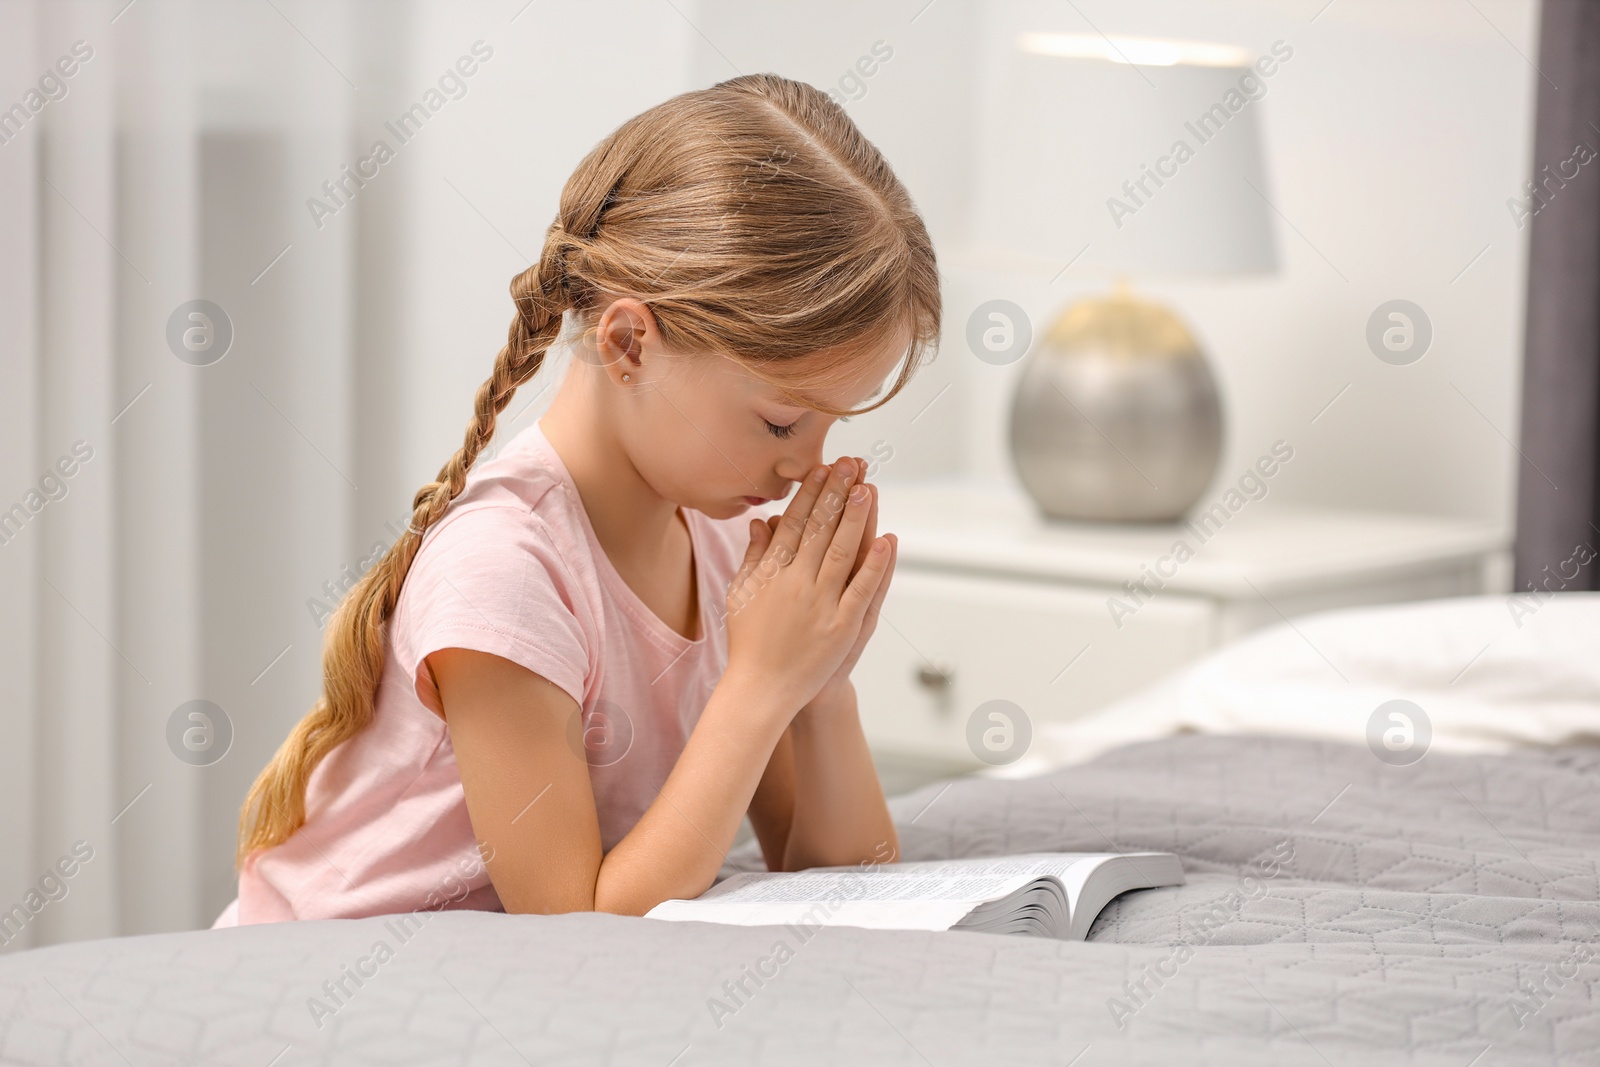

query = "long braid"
[235, 224, 573, 864]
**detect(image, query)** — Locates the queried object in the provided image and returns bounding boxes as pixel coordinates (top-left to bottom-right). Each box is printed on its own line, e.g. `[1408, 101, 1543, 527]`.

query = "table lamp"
[971, 32, 1281, 522]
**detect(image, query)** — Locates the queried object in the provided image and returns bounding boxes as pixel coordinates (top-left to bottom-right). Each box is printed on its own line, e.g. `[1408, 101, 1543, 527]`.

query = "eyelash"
[763, 419, 797, 440]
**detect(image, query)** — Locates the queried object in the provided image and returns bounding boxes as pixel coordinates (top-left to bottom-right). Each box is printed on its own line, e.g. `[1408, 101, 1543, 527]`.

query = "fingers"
[738, 517, 769, 575]
[853, 477, 878, 579]
[841, 530, 893, 614]
[845, 531, 896, 647]
[861, 531, 896, 627]
[796, 458, 859, 572]
[816, 475, 873, 592]
[766, 463, 834, 568]
[839, 457, 877, 580]
[727, 518, 772, 612]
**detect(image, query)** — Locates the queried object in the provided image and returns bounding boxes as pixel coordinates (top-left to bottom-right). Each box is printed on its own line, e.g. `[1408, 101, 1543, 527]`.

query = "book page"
[809, 854, 1113, 883]
[645, 853, 1115, 931]
[646, 873, 1039, 930]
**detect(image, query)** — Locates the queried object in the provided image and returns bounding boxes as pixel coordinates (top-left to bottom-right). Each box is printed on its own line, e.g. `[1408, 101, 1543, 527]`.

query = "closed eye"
[763, 418, 797, 440]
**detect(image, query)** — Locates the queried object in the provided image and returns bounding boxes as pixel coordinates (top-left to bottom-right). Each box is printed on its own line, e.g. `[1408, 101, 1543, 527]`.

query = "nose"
[776, 455, 823, 488]
[781, 441, 858, 486]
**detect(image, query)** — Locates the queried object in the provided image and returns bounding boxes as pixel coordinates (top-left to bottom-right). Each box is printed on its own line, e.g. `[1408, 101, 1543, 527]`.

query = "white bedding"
[1000, 591, 1600, 776]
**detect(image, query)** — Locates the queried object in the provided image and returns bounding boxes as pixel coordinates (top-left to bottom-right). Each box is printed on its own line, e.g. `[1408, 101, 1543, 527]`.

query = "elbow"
[592, 866, 715, 917]
[495, 871, 603, 916]
[590, 891, 651, 917]
[490, 860, 712, 918]
[593, 881, 682, 917]
[498, 892, 597, 917]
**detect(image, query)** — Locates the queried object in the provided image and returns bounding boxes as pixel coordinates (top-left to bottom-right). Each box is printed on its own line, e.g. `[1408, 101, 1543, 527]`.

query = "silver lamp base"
[1009, 285, 1223, 523]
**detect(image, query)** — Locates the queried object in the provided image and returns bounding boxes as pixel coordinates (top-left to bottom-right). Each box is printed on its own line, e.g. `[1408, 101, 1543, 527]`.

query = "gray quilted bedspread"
[2, 735, 1597, 1066]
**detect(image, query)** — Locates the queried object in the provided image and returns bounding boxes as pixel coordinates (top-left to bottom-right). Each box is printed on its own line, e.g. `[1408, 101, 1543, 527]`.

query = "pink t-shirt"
[212, 419, 756, 926]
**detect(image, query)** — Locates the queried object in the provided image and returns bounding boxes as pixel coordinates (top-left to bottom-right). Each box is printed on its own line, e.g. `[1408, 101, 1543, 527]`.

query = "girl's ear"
[594, 296, 662, 378]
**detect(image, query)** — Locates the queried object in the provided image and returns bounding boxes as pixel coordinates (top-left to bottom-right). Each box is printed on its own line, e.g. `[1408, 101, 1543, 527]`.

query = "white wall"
[373, 0, 699, 499]
[692, 0, 1539, 533]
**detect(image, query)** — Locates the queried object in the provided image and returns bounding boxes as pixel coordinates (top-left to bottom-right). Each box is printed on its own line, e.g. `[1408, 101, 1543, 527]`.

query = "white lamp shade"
[972, 48, 1280, 277]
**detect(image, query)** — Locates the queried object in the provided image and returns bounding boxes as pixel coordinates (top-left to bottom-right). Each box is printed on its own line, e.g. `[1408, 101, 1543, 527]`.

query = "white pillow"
[1000, 592, 1600, 775]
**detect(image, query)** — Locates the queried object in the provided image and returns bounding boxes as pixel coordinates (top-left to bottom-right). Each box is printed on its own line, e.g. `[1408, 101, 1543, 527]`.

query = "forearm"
[594, 667, 793, 915]
[780, 682, 899, 871]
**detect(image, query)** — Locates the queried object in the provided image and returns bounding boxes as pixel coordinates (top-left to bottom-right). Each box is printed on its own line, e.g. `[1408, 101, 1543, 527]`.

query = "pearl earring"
[622, 373, 631, 381]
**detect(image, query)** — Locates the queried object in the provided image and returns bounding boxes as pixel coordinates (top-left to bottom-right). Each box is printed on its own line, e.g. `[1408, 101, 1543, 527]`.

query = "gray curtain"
[1515, 0, 1600, 593]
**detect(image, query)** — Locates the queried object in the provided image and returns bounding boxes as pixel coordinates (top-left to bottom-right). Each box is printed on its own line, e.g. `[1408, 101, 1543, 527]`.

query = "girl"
[212, 72, 940, 925]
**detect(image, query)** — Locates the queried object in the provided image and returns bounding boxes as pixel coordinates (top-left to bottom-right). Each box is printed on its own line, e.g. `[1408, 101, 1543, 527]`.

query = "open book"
[645, 852, 1184, 940]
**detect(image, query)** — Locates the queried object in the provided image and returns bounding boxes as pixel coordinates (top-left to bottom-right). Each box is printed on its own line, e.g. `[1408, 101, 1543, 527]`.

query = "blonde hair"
[236, 73, 942, 866]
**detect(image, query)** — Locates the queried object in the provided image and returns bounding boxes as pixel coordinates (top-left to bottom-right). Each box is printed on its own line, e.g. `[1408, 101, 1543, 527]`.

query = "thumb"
[734, 517, 769, 584]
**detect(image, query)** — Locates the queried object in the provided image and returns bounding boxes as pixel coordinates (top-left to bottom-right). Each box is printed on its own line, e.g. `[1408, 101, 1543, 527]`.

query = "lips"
[743, 485, 795, 506]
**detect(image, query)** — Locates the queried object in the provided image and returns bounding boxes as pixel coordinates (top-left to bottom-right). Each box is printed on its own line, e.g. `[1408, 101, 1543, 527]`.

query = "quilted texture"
[1, 735, 1596, 1065]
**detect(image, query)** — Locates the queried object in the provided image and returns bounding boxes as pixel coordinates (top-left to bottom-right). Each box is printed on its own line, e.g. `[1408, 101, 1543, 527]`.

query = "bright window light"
[1017, 32, 1254, 68]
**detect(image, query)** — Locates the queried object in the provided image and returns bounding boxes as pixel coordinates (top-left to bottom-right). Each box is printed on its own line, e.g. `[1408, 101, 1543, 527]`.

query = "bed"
[2, 595, 1596, 1065]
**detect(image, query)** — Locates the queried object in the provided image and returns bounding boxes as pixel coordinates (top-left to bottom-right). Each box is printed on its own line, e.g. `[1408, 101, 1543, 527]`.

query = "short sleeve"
[398, 505, 591, 717]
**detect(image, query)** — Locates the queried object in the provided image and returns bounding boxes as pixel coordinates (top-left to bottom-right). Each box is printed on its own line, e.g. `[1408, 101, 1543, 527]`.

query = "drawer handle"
[915, 661, 954, 690]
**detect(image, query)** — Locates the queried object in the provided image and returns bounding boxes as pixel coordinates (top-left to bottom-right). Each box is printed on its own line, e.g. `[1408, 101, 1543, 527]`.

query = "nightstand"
[855, 478, 1512, 775]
